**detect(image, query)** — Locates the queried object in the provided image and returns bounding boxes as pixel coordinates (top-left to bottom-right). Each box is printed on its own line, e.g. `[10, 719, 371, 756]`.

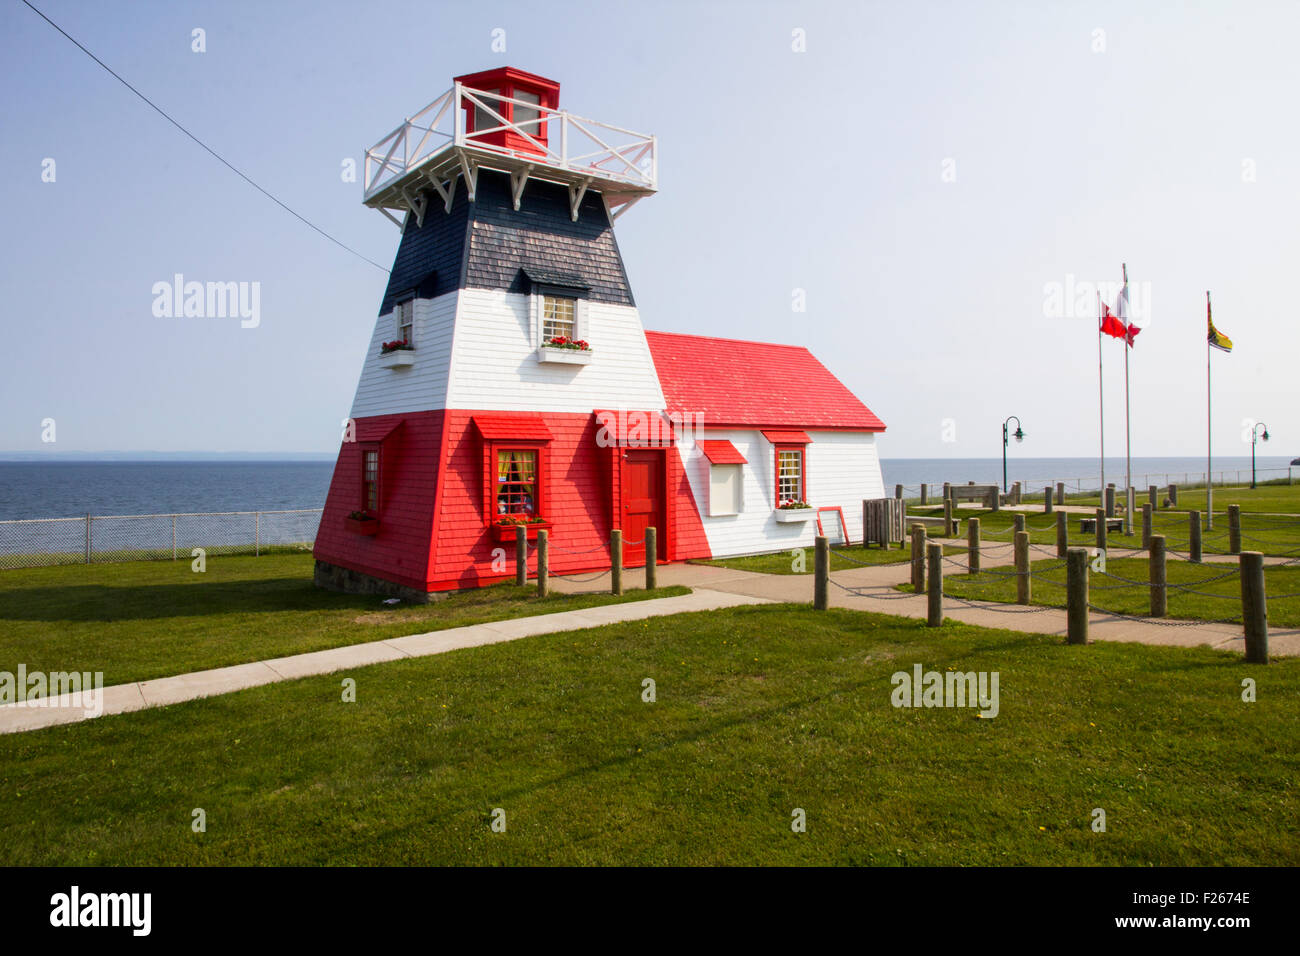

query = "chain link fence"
[0, 509, 322, 570]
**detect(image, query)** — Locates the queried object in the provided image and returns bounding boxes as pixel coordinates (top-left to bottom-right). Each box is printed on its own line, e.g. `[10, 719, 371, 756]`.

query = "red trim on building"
[761, 429, 812, 445]
[773, 444, 807, 507]
[473, 413, 553, 441]
[698, 439, 748, 465]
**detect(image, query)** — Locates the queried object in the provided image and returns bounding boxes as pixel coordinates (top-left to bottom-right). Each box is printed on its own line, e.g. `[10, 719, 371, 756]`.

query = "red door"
[621, 450, 663, 567]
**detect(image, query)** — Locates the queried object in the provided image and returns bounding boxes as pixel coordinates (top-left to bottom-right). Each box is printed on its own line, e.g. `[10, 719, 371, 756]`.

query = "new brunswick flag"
[1207, 296, 1233, 352]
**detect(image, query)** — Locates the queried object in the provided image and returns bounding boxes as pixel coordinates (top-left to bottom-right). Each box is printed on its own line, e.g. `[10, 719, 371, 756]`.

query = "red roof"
[698, 439, 748, 465]
[644, 331, 885, 431]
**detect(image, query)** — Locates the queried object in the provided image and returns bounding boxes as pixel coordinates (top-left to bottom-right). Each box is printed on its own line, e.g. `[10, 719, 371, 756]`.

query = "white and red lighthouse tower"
[314, 68, 706, 599]
[315, 68, 887, 600]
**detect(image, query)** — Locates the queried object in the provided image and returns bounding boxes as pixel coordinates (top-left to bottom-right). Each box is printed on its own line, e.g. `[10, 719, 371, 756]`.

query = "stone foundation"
[313, 560, 446, 604]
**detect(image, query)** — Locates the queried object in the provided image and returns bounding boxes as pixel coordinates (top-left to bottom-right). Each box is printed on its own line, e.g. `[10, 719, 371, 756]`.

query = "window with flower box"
[775, 446, 805, 507]
[496, 449, 539, 517]
[361, 447, 380, 513]
[541, 295, 575, 342]
[396, 299, 414, 347]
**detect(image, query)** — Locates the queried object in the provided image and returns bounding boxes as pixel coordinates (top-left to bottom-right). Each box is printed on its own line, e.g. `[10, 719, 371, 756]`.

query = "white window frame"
[532, 292, 588, 348]
[395, 299, 414, 346]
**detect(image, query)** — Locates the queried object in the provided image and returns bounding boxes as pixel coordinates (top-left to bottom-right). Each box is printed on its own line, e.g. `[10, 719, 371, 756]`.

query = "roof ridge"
[644, 329, 814, 352]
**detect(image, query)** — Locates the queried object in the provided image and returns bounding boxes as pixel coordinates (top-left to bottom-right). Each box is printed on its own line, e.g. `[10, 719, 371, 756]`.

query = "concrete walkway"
[0, 587, 770, 736]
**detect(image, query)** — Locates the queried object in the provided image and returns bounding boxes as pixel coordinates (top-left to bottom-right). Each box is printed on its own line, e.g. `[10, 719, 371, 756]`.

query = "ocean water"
[0, 456, 1294, 521]
[0, 461, 335, 521]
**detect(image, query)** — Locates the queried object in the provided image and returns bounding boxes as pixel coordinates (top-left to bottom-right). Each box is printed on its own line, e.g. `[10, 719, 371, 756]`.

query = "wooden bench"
[949, 484, 1001, 509]
[1079, 517, 1124, 533]
[907, 515, 960, 536]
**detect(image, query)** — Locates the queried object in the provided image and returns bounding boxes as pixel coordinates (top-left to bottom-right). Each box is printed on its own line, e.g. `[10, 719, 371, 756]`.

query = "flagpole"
[1098, 290, 1105, 500]
[1123, 263, 1132, 509]
[1206, 290, 1213, 531]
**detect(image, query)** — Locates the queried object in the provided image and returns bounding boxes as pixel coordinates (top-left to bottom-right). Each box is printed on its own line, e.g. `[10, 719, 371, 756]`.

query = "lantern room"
[455, 67, 561, 157]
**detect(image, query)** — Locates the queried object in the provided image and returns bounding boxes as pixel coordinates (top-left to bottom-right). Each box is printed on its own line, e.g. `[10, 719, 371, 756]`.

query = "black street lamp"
[1002, 416, 1025, 493]
[1251, 422, 1270, 488]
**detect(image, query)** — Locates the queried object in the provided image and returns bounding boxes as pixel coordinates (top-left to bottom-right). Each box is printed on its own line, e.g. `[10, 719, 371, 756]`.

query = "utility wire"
[19, 0, 390, 274]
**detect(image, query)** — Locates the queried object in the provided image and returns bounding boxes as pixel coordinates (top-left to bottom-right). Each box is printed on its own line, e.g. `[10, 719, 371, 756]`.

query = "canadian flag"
[1112, 279, 1141, 346]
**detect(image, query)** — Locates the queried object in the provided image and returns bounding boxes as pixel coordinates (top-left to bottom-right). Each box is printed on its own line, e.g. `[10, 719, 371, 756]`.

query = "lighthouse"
[314, 68, 885, 600]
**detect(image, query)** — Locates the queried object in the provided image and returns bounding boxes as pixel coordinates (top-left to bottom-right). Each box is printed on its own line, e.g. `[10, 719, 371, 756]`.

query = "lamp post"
[1251, 422, 1270, 488]
[1002, 416, 1024, 493]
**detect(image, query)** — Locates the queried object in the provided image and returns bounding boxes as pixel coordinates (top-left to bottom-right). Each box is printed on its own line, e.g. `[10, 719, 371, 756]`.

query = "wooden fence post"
[645, 527, 657, 590]
[895, 484, 903, 499]
[536, 529, 549, 598]
[1044, 486, 1053, 514]
[611, 529, 623, 595]
[1169, 483, 1179, 506]
[1228, 504, 1242, 555]
[1142, 503, 1153, 550]
[1149, 534, 1167, 617]
[515, 524, 528, 586]
[967, 517, 981, 575]
[1095, 507, 1107, 553]
[1056, 510, 1068, 558]
[1067, 547, 1089, 645]
[927, 541, 943, 627]
[1014, 513, 1026, 535]
[1148, 485, 1158, 510]
[920, 483, 928, 505]
[1240, 551, 1268, 664]
[910, 524, 926, 592]
[1056, 481, 1065, 506]
[814, 536, 829, 610]
[1015, 530, 1030, 605]
[943, 495, 954, 536]
[1189, 510, 1202, 563]
[1105, 484, 1116, 517]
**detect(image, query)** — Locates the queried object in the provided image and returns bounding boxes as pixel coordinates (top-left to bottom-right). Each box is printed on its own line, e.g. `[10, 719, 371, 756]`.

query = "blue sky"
[2, 0, 1297, 459]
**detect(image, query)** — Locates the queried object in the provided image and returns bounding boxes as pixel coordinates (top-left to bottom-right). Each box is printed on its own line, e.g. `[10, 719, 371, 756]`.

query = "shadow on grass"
[0, 578, 381, 623]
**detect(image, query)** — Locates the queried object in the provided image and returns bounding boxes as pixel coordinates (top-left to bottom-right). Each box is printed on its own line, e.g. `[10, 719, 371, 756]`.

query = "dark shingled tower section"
[378, 169, 635, 315]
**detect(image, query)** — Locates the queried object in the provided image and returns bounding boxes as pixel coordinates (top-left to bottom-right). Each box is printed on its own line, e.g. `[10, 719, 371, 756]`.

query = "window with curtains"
[362, 449, 380, 513]
[541, 295, 576, 342]
[776, 448, 804, 506]
[496, 449, 539, 516]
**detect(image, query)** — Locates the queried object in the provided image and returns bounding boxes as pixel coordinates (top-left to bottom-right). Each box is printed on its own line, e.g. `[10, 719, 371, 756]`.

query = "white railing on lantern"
[363, 84, 658, 201]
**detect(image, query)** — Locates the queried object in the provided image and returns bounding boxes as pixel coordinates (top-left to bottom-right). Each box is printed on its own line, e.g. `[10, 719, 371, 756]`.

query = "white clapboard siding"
[803, 430, 886, 544]
[445, 289, 666, 413]
[678, 429, 884, 557]
[349, 292, 457, 418]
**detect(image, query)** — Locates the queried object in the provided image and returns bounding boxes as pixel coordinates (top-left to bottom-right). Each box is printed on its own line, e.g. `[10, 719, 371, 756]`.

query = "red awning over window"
[698, 440, 748, 465]
[474, 414, 552, 441]
[761, 429, 812, 444]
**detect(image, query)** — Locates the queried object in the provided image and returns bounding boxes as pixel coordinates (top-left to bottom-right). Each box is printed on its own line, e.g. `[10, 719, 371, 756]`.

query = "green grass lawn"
[691, 542, 961, 575]
[1043, 479, 1300, 515]
[913, 505, 1300, 558]
[922, 555, 1300, 626]
[1, 604, 1294, 865]
[0, 554, 687, 685]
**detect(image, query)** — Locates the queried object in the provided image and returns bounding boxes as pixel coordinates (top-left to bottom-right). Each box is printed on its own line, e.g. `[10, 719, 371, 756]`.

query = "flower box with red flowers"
[774, 501, 814, 522]
[490, 516, 552, 542]
[537, 336, 593, 365]
[345, 511, 381, 535]
[379, 339, 415, 368]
